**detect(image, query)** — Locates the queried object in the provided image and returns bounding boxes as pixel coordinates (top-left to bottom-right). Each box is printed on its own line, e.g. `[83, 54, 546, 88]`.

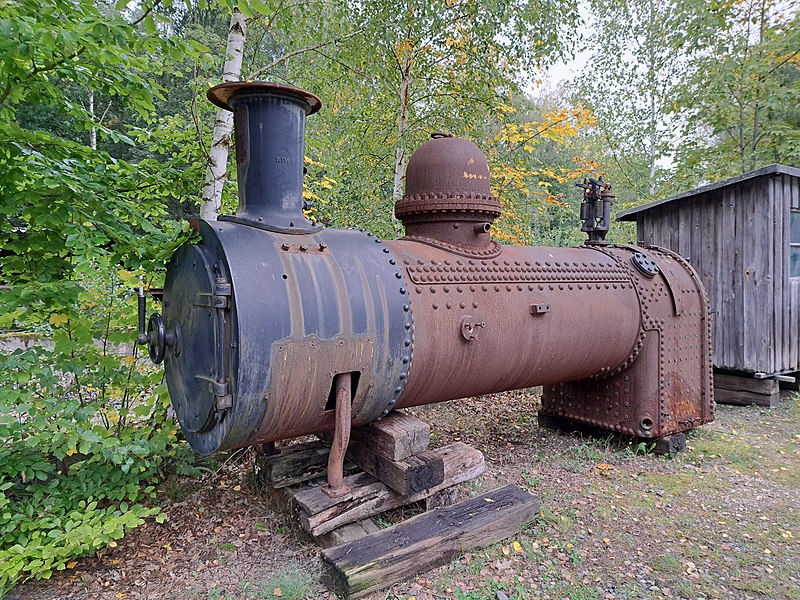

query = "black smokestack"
[207, 82, 322, 233]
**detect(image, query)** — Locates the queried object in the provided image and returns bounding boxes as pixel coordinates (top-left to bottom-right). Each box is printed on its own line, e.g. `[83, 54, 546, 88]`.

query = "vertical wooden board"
[734, 183, 748, 370]
[650, 212, 661, 247]
[720, 187, 737, 369]
[671, 205, 681, 252]
[700, 195, 717, 330]
[688, 197, 701, 273]
[792, 175, 800, 209]
[781, 177, 800, 371]
[657, 207, 670, 248]
[647, 212, 658, 247]
[713, 192, 726, 367]
[773, 176, 785, 372]
[636, 215, 646, 245]
[741, 182, 754, 369]
[783, 175, 794, 370]
[747, 177, 772, 372]
[791, 280, 800, 370]
[678, 200, 692, 260]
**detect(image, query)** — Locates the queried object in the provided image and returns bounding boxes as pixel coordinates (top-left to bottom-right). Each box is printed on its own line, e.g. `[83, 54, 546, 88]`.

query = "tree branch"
[247, 29, 363, 79]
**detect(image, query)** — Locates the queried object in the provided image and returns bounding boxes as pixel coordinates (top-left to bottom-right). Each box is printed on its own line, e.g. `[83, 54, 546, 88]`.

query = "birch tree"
[199, 8, 247, 221]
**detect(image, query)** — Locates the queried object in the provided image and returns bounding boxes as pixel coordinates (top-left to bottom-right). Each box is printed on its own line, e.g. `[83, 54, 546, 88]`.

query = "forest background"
[0, 0, 798, 592]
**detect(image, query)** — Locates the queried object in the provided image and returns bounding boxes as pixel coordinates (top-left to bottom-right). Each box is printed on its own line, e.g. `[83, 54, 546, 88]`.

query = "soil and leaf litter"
[12, 389, 800, 600]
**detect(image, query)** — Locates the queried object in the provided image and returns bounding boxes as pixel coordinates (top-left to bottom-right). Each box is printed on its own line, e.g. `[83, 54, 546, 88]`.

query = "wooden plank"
[747, 177, 772, 371]
[714, 387, 780, 407]
[346, 442, 444, 496]
[719, 187, 736, 368]
[315, 518, 382, 549]
[294, 442, 485, 537]
[792, 280, 800, 371]
[714, 372, 780, 395]
[792, 174, 800, 209]
[320, 484, 540, 599]
[688, 196, 701, 273]
[733, 181, 747, 370]
[253, 440, 352, 489]
[678, 201, 691, 260]
[791, 178, 800, 370]
[772, 175, 784, 372]
[700, 194, 717, 360]
[348, 411, 430, 461]
[712, 192, 724, 367]
[636, 214, 645, 244]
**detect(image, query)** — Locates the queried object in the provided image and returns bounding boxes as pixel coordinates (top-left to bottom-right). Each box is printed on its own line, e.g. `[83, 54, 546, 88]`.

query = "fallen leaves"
[596, 463, 613, 477]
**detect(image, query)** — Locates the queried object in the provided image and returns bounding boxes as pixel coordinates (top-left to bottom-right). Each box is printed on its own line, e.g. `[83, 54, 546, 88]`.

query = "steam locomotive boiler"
[139, 82, 714, 475]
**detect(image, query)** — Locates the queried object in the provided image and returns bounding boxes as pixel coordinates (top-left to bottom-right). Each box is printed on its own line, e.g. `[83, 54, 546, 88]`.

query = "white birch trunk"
[89, 90, 97, 150]
[199, 9, 248, 221]
[392, 62, 412, 208]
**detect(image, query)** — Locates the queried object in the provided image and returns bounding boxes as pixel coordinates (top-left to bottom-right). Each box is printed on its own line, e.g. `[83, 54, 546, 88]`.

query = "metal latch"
[195, 376, 233, 411]
[460, 315, 486, 341]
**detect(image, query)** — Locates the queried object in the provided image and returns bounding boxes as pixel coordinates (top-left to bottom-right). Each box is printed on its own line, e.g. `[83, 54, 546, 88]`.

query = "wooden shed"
[617, 164, 800, 404]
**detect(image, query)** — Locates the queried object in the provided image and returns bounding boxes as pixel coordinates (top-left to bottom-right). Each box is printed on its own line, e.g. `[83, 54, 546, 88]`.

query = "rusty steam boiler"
[138, 82, 714, 486]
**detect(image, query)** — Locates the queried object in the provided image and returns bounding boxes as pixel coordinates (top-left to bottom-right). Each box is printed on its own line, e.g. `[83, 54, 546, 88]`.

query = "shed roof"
[616, 163, 800, 221]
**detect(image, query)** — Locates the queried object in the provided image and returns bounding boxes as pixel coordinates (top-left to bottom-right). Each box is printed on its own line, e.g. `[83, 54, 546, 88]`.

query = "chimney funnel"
[207, 81, 322, 233]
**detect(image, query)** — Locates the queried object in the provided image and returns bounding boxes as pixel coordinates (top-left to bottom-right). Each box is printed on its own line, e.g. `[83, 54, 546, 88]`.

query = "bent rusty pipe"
[322, 372, 352, 498]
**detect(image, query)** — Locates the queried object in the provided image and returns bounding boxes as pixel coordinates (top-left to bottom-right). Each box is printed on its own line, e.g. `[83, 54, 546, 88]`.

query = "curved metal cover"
[395, 136, 500, 218]
[163, 243, 219, 433]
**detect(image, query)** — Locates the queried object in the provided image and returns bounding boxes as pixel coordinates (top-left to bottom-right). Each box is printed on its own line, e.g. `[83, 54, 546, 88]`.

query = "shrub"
[0, 263, 181, 592]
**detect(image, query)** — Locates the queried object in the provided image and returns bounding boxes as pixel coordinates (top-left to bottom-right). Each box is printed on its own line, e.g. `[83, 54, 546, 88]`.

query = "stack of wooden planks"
[254, 411, 541, 598]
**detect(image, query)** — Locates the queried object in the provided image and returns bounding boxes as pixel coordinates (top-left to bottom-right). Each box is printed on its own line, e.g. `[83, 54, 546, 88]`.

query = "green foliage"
[672, 1, 800, 184]
[0, 0, 206, 593]
[574, 0, 799, 207]
[0, 263, 177, 591]
[231, 0, 583, 238]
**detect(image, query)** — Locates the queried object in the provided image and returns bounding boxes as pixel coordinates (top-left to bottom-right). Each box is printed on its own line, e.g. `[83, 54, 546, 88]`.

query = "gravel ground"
[12, 390, 800, 600]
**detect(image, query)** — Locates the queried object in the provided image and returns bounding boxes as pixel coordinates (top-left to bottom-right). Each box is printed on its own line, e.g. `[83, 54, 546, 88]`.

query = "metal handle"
[136, 288, 149, 345]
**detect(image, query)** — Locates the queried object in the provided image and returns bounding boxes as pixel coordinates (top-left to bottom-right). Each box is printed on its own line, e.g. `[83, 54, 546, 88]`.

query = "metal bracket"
[530, 303, 551, 315]
[460, 315, 485, 341]
[755, 372, 796, 383]
[193, 293, 229, 309]
[194, 376, 233, 410]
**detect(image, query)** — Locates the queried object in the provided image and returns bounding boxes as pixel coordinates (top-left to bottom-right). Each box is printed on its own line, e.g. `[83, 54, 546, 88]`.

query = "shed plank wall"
[750, 178, 773, 371]
[768, 178, 788, 371]
[635, 172, 800, 374]
[721, 185, 737, 369]
[782, 175, 800, 370]
[769, 176, 791, 371]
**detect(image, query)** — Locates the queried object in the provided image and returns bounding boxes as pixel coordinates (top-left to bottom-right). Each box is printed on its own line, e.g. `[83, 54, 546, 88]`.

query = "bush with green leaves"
[0, 0, 209, 590]
[0, 127, 197, 593]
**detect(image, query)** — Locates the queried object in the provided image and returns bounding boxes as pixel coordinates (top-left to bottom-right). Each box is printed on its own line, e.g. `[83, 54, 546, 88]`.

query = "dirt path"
[12, 391, 800, 600]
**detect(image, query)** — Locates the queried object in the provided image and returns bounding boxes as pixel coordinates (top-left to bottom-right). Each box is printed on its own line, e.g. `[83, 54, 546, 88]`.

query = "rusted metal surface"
[323, 373, 352, 498]
[540, 245, 714, 438]
[395, 134, 501, 257]
[387, 242, 643, 408]
[149, 83, 714, 461]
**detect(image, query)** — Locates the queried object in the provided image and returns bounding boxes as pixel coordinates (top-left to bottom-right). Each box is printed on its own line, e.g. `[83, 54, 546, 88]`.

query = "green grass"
[252, 567, 315, 600]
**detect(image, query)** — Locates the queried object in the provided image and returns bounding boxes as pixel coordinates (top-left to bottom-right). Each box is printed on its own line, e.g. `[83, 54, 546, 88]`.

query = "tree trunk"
[392, 60, 412, 211]
[199, 9, 248, 221]
[89, 90, 97, 150]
